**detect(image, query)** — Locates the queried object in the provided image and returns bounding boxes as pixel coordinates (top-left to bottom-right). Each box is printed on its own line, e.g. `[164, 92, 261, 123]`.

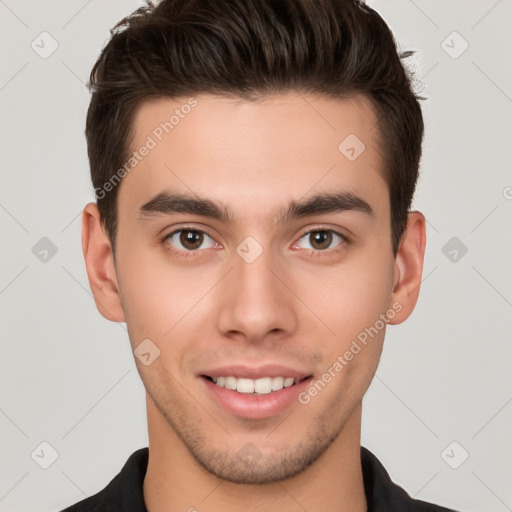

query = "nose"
[215, 245, 298, 344]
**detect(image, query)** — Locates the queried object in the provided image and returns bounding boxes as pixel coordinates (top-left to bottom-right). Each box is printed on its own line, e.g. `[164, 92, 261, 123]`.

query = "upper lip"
[200, 364, 312, 380]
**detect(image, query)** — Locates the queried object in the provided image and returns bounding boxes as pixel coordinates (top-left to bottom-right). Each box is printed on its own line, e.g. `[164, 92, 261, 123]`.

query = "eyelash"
[161, 225, 348, 259]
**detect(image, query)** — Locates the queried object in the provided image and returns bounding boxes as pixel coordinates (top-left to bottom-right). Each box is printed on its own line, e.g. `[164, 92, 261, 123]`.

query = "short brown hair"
[86, 0, 424, 254]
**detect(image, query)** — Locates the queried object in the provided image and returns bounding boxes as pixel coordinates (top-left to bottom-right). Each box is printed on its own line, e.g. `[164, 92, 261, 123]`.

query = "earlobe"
[82, 203, 125, 323]
[387, 211, 426, 325]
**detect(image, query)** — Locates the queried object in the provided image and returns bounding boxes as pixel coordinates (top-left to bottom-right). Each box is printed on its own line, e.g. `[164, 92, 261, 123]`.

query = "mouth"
[198, 367, 314, 419]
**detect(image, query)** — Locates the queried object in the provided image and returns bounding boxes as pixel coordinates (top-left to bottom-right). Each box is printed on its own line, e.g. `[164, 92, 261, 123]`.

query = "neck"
[143, 398, 367, 512]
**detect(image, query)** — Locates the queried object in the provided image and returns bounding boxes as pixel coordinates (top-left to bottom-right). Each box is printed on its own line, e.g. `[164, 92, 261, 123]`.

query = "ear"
[82, 203, 125, 322]
[387, 211, 426, 325]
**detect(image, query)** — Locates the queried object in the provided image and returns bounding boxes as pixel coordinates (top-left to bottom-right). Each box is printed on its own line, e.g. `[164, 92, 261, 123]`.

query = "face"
[103, 93, 403, 483]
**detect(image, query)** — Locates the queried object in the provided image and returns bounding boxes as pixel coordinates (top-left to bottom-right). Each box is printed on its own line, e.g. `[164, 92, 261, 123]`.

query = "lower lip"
[200, 376, 313, 419]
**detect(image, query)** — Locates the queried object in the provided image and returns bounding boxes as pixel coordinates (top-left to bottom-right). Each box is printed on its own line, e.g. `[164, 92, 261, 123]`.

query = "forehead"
[119, 92, 388, 224]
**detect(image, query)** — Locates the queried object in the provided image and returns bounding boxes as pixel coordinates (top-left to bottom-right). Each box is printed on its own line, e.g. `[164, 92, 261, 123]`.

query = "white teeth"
[283, 377, 294, 388]
[254, 377, 273, 394]
[225, 376, 237, 390]
[211, 375, 301, 394]
[271, 376, 284, 391]
[236, 378, 254, 394]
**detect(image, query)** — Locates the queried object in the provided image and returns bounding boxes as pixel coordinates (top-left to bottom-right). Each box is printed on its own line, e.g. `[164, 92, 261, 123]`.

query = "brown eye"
[309, 231, 332, 250]
[180, 230, 203, 250]
[166, 229, 216, 252]
[296, 229, 345, 252]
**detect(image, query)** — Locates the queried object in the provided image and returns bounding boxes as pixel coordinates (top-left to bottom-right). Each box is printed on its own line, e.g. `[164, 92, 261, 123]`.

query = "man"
[61, 0, 457, 510]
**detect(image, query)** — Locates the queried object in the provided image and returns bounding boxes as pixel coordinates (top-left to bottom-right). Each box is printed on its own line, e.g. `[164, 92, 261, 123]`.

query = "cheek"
[298, 265, 392, 410]
[116, 249, 214, 348]
[299, 255, 394, 346]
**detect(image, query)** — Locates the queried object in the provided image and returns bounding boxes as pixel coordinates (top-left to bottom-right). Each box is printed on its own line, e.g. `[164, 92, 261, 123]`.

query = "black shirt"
[59, 446, 457, 511]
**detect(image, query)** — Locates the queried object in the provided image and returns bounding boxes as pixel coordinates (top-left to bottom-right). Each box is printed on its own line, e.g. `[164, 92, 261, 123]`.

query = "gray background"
[1, 1, 511, 511]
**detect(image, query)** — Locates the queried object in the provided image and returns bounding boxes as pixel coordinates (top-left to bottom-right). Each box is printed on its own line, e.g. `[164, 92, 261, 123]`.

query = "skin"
[82, 92, 426, 512]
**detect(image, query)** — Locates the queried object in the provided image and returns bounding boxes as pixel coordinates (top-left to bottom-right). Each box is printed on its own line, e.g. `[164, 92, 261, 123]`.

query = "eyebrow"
[138, 190, 374, 224]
